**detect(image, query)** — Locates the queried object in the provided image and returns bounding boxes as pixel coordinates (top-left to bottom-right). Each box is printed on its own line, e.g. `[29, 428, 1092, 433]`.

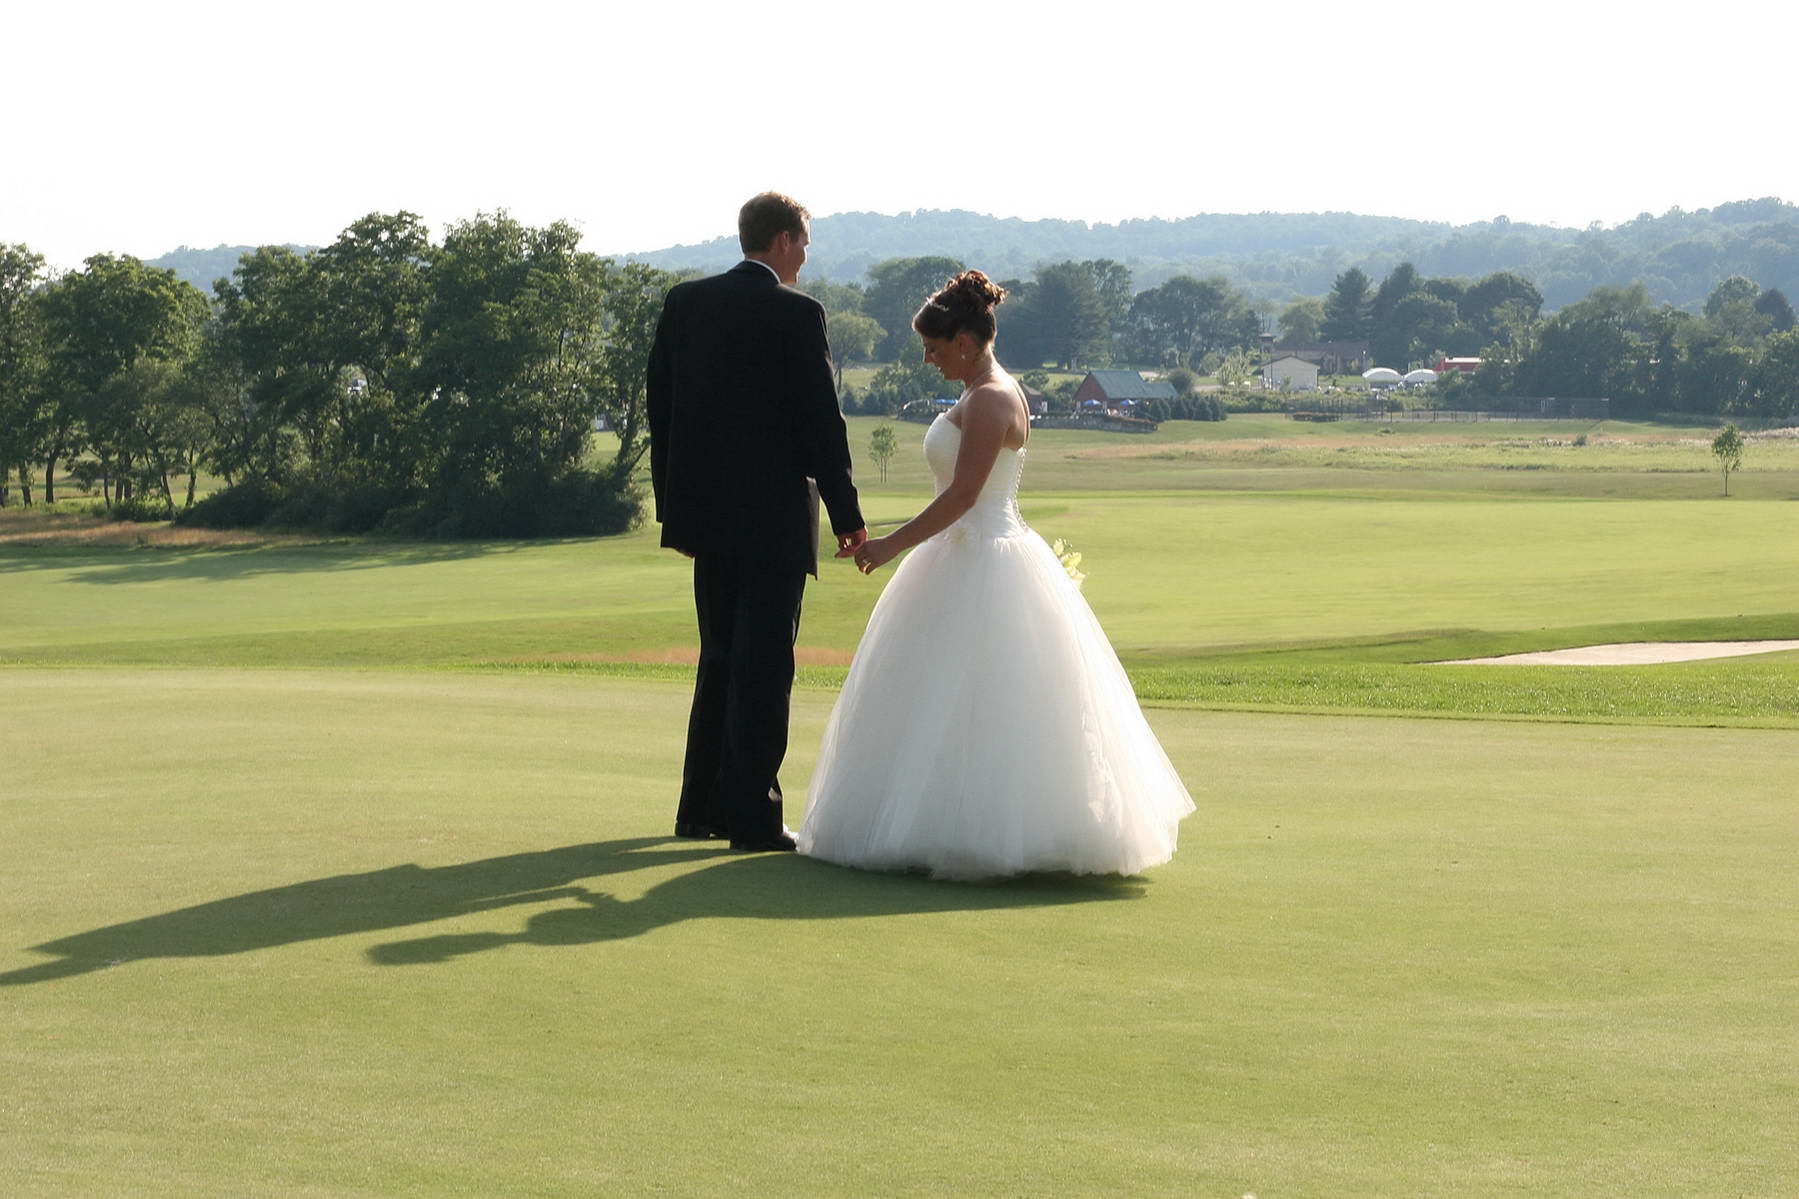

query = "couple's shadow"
[0, 837, 1143, 985]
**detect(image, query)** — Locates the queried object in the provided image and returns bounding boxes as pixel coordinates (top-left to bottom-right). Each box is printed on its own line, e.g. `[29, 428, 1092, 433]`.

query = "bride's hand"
[853, 536, 898, 575]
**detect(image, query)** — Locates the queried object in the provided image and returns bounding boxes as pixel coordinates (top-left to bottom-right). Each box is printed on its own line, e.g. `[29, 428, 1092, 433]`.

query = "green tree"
[88, 357, 213, 512]
[1421, 276, 1468, 312]
[1367, 263, 1421, 365]
[1638, 306, 1693, 414]
[1510, 283, 1666, 412]
[1029, 261, 1109, 369]
[1490, 296, 1544, 356]
[1753, 287, 1796, 333]
[1748, 329, 1799, 420]
[862, 358, 945, 415]
[865, 256, 963, 360]
[1215, 348, 1256, 387]
[1277, 297, 1325, 345]
[868, 423, 897, 482]
[1517, 294, 1639, 405]
[1464, 271, 1543, 343]
[1711, 423, 1743, 495]
[1708, 297, 1774, 346]
[795, 278, 866, 316]
[175, 326, 267, 501]
[1087, 258, 1134, 346]
[1704, 275, 1761, 318]
[420, 213, 613, 494]
[307, 212, 433, 478]
[799, 278, 878, 388]
[210, 245, 335, 482]
[824, 312, 883, 389]
[1679, 331, 1753, 415]
[1124, 275, 1258, 369]
[1377, 292, 1462, 370]
[994, 278, 1049, 369]
[1320, 267, 1371, 341]
[0, 244, 48, 505]
[36, 253, 208, 502]
[1002, 260, 1131, 370]
[198, 211, 647, 536]
[596, 261, 679, 488]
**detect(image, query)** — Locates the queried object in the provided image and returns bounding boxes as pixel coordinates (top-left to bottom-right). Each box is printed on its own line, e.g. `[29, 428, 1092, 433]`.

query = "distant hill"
[623, 199, 1799, 312]
[148, 243, 317, 295]
[623, 209, 1474, 293]
[145, 197, 1799, 313]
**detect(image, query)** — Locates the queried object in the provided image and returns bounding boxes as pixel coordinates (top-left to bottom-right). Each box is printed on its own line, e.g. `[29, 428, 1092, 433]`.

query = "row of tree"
[799, 255, 1261, 378]
[803, 250, 1799, 422]
[0, 214, 675, 534]
[1448, 276, 1799, 420]
[802, 251, 1554, 382]
[1313, 264, 1547, 366]
[1309, 261, 1798, 419]
[7, 226, 1795, 529]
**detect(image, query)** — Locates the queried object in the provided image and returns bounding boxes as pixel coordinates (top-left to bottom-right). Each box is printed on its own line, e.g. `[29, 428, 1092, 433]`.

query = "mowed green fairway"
[6, 486, 1797, 725]
[5, 493, 1797, 660]
[4, 413, 1797, 1194]
[4, 672, 1795, 1195]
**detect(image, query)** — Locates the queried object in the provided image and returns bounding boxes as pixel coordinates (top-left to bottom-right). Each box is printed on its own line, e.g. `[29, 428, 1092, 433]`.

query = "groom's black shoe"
[729, 828, 799, 853]
[674, 820, 729, 840]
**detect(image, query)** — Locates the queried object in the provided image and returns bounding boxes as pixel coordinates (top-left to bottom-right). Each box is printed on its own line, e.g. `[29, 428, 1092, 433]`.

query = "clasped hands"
[835, 528, 897, 575]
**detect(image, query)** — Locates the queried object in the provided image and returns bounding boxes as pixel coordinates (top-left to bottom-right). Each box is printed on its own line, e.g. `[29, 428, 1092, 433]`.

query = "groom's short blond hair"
[739, 192, 810, 254]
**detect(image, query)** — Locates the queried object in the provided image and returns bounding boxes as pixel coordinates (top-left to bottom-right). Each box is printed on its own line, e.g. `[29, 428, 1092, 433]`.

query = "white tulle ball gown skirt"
[798, 417, 1194, 881]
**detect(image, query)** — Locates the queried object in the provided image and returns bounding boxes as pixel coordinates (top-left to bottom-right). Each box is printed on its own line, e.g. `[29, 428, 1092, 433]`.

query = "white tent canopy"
[1362, 367, 1402, 383]
[1403, 369, 1439, 384]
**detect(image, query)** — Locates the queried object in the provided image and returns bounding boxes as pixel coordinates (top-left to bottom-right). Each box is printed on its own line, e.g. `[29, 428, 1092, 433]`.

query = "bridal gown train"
[797, 407, 1195, 880]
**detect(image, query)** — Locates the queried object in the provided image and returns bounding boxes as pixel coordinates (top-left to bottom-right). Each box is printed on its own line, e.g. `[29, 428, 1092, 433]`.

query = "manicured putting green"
[4, 670, 1793, 1195]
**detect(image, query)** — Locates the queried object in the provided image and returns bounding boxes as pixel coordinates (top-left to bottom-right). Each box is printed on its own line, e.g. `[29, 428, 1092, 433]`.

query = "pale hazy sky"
[8, 0, 1796, 272]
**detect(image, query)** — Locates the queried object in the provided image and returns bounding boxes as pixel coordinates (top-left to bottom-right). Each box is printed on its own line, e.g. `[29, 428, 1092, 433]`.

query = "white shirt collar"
[741, 258, 780, 281]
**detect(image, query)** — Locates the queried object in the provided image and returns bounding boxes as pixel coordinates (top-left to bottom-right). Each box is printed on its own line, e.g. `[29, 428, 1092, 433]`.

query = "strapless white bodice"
[923, 413, 1028, 540]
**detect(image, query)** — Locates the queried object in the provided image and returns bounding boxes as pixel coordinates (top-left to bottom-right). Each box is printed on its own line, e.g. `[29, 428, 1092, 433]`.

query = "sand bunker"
[1439, 641, 1799, 666]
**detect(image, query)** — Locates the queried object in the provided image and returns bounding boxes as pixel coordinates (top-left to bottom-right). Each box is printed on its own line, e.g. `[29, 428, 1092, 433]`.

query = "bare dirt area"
[1068, 436, 1428, 460]
[0, 510, 318, 549]
[1068, 425, 1799, 464]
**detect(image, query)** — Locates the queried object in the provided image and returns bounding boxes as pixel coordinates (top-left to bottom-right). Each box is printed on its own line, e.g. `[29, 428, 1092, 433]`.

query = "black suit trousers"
[677, 553, 807, 839]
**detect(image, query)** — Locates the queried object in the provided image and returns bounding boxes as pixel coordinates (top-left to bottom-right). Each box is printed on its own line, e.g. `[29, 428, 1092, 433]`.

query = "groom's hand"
[834, 527, 868, 558]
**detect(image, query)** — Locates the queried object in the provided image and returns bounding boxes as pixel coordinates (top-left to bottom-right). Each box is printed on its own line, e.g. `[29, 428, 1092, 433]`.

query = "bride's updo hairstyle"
[913, 270, 1008, 345]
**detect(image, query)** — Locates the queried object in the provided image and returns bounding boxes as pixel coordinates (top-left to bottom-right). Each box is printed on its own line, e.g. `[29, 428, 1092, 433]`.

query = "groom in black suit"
[646, 192, 866, 852]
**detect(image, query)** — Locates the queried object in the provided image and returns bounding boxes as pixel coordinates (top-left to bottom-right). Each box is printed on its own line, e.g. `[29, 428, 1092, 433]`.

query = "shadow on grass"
[0, 837, 1141, 985]
[0, 539, 551, 583]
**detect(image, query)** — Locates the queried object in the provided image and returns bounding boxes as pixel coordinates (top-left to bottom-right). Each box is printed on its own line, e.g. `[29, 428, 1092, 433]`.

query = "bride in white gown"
[797, 270, 1194, 880]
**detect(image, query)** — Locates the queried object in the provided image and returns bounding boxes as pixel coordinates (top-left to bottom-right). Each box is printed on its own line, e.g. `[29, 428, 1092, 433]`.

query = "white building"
[1264, 354, 1320, 391]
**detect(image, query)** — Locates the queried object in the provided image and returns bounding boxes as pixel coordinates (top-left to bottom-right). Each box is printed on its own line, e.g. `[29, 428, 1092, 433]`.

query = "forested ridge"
[145, 198, 1799, 315]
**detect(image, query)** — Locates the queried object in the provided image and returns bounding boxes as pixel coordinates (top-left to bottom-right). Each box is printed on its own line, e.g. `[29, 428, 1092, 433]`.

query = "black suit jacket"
[647, 262, 863, 576]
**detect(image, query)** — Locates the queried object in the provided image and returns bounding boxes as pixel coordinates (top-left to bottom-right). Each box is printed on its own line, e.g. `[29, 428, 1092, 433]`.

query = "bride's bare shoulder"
[961, 378, 1020, 418]
[959, 377, 1028, 445]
